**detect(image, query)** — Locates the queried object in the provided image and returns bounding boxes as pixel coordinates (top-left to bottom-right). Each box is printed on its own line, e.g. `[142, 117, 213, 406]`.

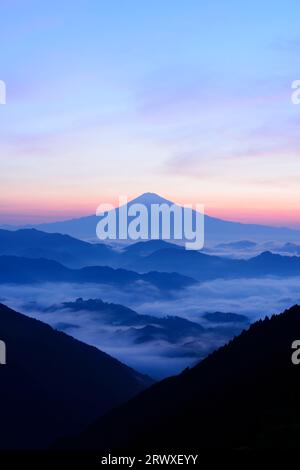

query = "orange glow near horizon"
[1, 192, 300, 228]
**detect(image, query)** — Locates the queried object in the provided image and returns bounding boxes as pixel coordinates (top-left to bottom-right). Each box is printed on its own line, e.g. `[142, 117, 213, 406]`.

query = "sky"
[1, 0, 300, 226]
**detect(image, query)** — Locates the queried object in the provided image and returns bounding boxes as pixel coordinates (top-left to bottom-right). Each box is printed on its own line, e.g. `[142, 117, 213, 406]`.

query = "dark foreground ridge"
[59, 305, 300, 450]
[0, 303, 152, 449]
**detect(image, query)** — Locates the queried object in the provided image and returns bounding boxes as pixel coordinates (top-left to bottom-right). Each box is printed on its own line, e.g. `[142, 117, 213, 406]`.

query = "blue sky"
[1, 0, 300, 225]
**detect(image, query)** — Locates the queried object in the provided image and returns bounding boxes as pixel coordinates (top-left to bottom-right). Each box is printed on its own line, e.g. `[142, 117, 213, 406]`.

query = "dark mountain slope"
[61, 305, 300, 450]
[0, 303, 152, 449]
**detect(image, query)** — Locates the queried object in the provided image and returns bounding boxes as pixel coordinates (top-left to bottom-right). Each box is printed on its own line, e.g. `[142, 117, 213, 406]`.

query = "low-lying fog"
[1, 276, 299, 379]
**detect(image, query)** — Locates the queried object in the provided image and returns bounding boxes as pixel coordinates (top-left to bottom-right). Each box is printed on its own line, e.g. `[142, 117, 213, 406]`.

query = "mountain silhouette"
[59, 304, 300, 450]
[0, 303, 152, 449]
[46, 297, 205, 343]
[127, 248, 300, 280]
[4, 193, 300, 244]
[0, 228, 185, 270]
[0, 228, 116, 268]
[0, 255, 195, 290]
[203, 311, 249, 323]
[279, 242, 300, 255]
[215, 240, 258, 250]
[122, 239, 182, 257]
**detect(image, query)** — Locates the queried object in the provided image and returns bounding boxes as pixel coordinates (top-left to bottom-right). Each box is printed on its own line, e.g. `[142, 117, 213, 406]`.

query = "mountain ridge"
[0, 254, 194, 290]
[58, 304, 300, 450]
[0, 302, 152, 449]
[2, 193, 300, 244]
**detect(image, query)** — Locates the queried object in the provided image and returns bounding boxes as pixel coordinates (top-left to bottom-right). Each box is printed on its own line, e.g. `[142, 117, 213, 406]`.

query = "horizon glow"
[1, 1, 300, 228]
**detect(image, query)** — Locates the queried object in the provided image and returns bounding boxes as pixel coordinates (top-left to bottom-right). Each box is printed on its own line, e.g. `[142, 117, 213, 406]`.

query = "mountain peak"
[130, 192, 172, 206]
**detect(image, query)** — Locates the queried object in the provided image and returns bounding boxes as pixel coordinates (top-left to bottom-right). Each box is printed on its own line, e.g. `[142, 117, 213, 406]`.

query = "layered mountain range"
[1, 227, 300, 283]
[59, 305, 300, 450]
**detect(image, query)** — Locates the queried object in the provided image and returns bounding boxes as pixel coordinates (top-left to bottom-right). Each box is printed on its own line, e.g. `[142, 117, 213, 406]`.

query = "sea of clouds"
[1, 276, 299, 378]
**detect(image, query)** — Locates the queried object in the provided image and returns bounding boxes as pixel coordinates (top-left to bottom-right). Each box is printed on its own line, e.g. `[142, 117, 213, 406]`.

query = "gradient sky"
[1, 0, 300, 226]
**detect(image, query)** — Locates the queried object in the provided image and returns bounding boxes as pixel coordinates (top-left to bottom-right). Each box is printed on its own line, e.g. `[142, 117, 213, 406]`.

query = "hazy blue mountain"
[123, 316, 205, 344]
[2, 248, 299, 287]
[120, 239, 182, 261]
[123, 239, 182, 255]
[203, 312, 249, 323]
[0, 228, 116, 268]
[127, 248, 300, 280]
[279, 242, 300, 255]
[0, 227, 182, 270]
[3, 193, 300, 244]
[215, 240, 257, 250]
[46, 297, 205, 344]
[0, 255, 195, 290]
[30, 297, 248, 379]
[247, 251, 300, 275]
[59, 305, 300, 450]
[113, 240, 183, 268]
[0, 303, 152, 449]
[127, 247, 234, 278]
[47, 297, 145, 325]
